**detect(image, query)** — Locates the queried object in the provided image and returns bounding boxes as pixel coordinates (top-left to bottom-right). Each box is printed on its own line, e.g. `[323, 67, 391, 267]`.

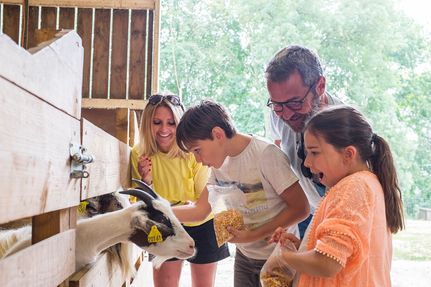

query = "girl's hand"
[268, 227, 301, 250]
[268, 227, 286, 244]
[137, 156, 152, 185]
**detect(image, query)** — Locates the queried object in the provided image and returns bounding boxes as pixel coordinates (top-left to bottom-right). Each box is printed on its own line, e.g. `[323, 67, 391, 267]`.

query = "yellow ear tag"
[78, 201, 89, 215]
[148, 225, 163, 243]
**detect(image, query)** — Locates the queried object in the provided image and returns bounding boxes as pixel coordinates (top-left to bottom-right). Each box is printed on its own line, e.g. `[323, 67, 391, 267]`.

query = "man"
[265, 45, 342, 238]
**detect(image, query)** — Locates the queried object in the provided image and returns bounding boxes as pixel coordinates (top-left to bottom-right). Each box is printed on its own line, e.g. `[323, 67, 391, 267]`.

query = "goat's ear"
[131, 178, 159, 199]
[120, 189, 154, 208]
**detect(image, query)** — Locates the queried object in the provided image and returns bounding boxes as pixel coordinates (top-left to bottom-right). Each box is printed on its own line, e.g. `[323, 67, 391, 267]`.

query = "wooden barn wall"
[0, 27, 137, 287]
[0, 1, 157, 101]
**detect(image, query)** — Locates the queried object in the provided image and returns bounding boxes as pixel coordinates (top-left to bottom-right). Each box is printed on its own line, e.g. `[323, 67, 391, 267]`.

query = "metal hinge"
[69, 143, 95, 178]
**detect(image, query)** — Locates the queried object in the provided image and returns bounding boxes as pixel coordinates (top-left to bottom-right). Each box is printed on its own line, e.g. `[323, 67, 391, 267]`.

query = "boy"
[173, 100, 309, 287]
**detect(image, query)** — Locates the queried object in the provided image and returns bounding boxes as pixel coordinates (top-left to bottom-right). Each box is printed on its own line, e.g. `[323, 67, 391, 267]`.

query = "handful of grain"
[260, 267, 294, 287]
[213, 209, 244, 247]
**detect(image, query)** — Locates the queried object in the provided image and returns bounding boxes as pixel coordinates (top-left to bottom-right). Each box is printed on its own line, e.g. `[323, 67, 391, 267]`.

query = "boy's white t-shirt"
[208, 136, 299, 260]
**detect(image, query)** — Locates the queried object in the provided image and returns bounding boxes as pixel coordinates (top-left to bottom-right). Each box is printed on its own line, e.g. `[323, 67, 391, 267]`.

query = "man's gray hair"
[265, 45, 323, 87]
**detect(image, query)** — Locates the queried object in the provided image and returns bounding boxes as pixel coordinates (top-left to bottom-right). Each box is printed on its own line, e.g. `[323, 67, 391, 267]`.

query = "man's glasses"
[148, 94, 184, 110]
[267, 82, 316, 112]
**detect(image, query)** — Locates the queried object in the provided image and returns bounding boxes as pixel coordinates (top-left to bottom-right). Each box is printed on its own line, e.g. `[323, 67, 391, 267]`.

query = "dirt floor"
[141, 256, 431, 287]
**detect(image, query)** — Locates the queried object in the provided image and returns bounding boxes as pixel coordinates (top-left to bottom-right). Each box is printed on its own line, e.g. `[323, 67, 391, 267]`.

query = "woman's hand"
[137, 156, 152, 185]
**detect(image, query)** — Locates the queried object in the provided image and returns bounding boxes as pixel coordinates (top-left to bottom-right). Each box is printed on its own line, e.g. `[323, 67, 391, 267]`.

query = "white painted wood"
[81, 119, 131, 199]
[0, 30, 83, 120]
[0, 230, 75, 287]
[0, 77, 81, 224]
[82, 98, 147, 110]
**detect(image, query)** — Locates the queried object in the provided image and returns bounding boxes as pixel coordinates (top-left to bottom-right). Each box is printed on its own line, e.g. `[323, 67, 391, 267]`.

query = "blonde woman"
[131, 93, 229, 287]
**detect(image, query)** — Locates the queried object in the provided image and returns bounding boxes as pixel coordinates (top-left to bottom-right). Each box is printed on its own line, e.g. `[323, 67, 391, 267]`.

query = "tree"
[159, 0, 431, 216]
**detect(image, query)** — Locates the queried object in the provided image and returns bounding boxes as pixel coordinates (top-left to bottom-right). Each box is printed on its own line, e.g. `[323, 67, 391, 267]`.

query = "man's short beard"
[303, 94, 321, 128]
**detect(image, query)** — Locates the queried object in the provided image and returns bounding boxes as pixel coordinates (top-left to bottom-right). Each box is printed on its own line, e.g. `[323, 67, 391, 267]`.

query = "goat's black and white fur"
[0, 180, 195, 272]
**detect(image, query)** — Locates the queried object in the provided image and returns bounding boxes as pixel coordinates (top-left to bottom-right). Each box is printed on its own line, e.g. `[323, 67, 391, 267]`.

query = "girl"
[268, 105, 404, 286]
[130, 93, 229, 287]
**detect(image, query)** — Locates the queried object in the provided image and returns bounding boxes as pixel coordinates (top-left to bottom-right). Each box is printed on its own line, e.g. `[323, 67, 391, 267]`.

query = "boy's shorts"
[149, 218, 230, 264]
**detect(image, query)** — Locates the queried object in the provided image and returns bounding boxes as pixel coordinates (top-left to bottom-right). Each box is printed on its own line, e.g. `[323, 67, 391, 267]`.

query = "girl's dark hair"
[305, 105, 404, 233]
[176, 100, 236, 151]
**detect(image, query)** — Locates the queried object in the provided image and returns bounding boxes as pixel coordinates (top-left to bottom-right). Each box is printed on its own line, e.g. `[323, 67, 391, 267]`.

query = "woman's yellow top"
[130, 145, 212, 226]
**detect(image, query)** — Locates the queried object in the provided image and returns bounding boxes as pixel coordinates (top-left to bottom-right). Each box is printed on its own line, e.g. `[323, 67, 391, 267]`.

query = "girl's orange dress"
[298, 171, 392, 287]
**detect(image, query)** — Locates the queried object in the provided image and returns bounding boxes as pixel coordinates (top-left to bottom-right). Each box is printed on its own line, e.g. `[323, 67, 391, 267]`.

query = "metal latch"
[69, 143, 95, 178]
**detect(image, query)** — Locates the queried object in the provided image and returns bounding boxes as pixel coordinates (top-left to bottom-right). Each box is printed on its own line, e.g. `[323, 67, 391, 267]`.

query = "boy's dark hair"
[305, 105, 404, 234]
[176, 100, 236, 151]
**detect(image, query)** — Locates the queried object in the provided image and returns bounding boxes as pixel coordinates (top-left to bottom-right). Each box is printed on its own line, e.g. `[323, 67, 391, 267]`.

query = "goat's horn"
[120, 189, 154, 208]
[131, 178, 159, 199]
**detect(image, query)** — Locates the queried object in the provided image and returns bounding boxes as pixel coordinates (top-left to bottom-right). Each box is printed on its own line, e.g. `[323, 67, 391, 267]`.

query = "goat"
[0, 180, 196, 271]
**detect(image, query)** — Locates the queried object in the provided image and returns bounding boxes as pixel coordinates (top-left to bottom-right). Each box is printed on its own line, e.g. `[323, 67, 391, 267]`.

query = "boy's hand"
[137, 156, 152, 185]
[226, 226, 257, 243]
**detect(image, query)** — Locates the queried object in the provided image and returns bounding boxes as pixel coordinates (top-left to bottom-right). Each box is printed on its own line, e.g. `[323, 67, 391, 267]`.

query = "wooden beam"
[152, 0, 160, 94]
[92, 8, 110, 99]
[110, 9, 129, 99]
[3, 4, 21, 45]
[0, 77, 81, 224]
[0, 31, 83, 120]
[0, 230, 75, 287]
[82, 98, 147, 110]
[81, 119, 131, 199]
[2, 0, 156, 9]
[68, 251, 127, 287]
[32, 208, 76, 244]
[128, 9, 147, 100]
[77, 8, 93, 98]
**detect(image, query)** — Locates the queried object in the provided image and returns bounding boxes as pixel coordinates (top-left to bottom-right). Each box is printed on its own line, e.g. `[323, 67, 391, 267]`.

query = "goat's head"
[120, 179, 195, 266]
[80, 192, 131, 218]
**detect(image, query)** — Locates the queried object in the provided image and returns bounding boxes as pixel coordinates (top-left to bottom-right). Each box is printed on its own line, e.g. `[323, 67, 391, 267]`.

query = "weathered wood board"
[0, 230, 75, 287]
[81, 119, 131, 199]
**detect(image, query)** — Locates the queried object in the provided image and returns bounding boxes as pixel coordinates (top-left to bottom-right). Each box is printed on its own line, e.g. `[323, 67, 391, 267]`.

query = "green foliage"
[159, 0, 431, 216]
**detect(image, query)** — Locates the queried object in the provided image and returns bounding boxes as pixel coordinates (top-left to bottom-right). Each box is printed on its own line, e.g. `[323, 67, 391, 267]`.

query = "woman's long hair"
[138, 94, 187, 159]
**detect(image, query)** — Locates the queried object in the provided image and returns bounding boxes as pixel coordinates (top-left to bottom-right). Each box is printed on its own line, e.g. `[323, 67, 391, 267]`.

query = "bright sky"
[398, 0, 431, 32]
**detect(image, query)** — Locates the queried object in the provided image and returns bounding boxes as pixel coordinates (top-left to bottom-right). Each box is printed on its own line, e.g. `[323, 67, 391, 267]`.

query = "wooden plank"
[146, 10, 154, 98]
[77, 8, 92, 99]
[82, 98, 146, 110]
[115, 109, 129, 144]
[82, 109, 119, 140]
[2, 0, 156, 9]
[0, 77, 81, 224]
[110, 9, 128, 99]
[92, 8, 110, 99]
[152, 0, 160, 94]
[68, 252, 126, 287]
[27, 5, 39, 49]
[3, 4, 21, 44]
[128, 9, 147, 100]
[32, 208, 76, 244]
[129, 109, 140, 147]
[59, 7, 75, 29]
[0, 230, 75, 287]
[81, 119, 131, 199]
[0, 31, 83, 119]
[41, 6, 57, 29]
